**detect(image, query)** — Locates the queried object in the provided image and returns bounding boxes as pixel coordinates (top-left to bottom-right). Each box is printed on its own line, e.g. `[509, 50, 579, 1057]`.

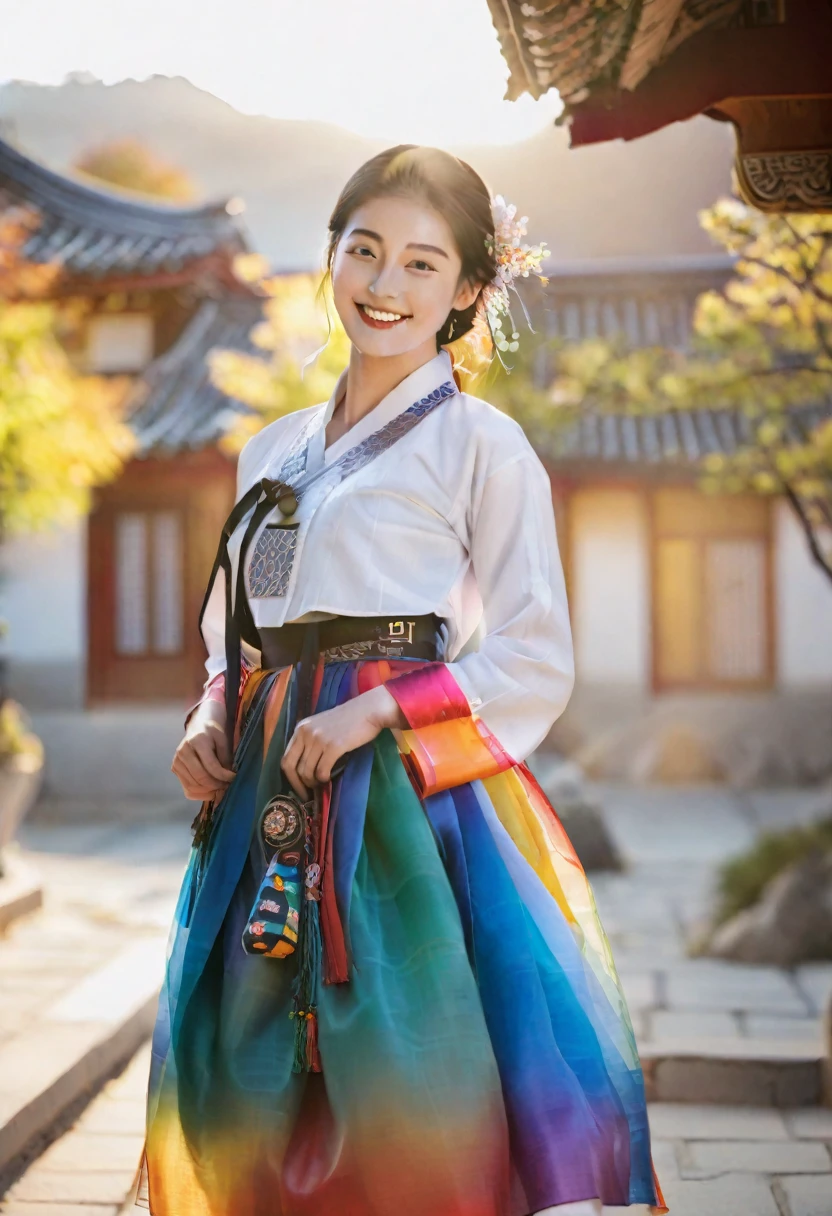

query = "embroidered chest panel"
[247, 381, 456, 599]
[247, 417, 316, 599]
[249, 526, 299, 599]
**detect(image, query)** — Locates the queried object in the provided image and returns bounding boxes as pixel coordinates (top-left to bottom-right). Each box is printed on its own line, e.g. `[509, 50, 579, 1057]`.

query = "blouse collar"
[317, 349, 455, 467]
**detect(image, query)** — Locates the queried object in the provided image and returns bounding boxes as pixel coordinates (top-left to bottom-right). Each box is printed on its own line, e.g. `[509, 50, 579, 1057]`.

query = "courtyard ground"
[0, 783, 829, 1216]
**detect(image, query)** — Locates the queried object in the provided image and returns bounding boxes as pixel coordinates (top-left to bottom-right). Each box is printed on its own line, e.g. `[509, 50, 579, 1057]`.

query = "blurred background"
[0, 3, 831, 1214]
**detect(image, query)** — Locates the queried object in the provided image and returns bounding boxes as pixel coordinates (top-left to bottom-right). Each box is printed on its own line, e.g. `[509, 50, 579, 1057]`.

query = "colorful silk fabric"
[139, 659, 666, 1216]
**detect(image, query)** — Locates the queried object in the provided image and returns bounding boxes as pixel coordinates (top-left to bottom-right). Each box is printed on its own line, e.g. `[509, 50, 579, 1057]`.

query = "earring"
[448, 316, 456, 339]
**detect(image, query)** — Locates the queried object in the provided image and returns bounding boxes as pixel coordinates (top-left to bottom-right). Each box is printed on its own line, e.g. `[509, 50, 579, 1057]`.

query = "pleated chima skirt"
[137, 658, 666, 1216]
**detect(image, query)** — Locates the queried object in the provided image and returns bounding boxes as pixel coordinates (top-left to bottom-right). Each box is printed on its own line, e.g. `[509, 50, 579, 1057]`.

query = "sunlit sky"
[2, 0, 563, 145]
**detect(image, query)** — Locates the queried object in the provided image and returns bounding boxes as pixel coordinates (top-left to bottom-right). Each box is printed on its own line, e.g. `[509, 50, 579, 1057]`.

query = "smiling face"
[330, 194, 481, 360]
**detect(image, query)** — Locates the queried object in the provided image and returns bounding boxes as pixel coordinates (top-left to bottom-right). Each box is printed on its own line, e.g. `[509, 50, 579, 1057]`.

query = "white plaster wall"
[569, 489, 650, 686]
[0, 519, 86, 660]
[774, 502, 832, 685]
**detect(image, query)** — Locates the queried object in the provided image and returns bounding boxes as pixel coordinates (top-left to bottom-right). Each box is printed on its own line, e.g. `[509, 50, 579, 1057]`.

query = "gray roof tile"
[0, 136, 248, 278]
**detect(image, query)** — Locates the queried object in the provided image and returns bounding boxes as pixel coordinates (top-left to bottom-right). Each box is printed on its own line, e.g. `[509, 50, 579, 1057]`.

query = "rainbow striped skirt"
[138, 657, 666, 1216]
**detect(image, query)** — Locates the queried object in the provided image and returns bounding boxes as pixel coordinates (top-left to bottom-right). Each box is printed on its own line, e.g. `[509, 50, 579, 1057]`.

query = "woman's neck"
[328, 341, 440, 445]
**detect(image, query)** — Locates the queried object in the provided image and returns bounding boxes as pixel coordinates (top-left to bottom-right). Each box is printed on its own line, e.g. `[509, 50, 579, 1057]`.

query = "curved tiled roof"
[127, 262, 831, 468]
[0, 135, 248, 278]
[535, 401, 830, 471]
[487, 0, 742, 105]
[128, 295, 261, 454]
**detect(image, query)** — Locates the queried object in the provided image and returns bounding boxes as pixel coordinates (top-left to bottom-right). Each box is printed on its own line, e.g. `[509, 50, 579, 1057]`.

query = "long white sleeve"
[447, 450, 574, 761]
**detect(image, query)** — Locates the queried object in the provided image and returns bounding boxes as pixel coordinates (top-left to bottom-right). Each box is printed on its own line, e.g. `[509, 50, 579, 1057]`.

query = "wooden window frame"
[648, 486, 776, 693]
[87, 449, 236, 705]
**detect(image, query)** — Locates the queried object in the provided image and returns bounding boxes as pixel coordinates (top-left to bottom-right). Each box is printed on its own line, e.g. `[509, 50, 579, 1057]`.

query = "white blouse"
[200, 349, 574, 761]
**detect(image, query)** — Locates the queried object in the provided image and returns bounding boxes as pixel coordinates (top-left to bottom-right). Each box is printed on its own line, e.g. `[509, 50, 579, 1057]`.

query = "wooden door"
[87, 450, 236, 704]
[651, 488, 774, 691]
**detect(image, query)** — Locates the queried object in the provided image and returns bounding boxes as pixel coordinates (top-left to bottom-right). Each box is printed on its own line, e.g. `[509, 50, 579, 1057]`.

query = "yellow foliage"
[516, 198, 832, 576]
[210, 273, 352, 454]
[0, 300, 134, 532]
[0, 205, 133, 535]
[73, 139, 196, 202]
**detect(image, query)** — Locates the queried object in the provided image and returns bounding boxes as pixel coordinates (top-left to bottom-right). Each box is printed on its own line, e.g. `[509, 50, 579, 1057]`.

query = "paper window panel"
[115, 513, 149, 655]
[86, 313, 154, 373]
[152, 512, 184, 654]
[705, 539, 767, 682]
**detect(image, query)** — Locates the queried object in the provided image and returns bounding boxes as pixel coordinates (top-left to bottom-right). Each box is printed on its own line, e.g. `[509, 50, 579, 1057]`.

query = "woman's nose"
[369, 262, 403, 299]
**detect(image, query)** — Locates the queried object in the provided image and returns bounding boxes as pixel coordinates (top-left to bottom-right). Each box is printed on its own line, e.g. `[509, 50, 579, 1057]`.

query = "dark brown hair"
[326, 145, 496, 348]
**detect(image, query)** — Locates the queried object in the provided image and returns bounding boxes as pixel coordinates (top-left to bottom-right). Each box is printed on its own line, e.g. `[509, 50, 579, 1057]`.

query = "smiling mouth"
[356, 302, 412, 329]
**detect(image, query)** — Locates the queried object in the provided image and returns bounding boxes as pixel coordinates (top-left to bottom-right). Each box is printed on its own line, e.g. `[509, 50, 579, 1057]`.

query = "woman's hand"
[172, 699, 236, 802]
[281, 685, 405, 799]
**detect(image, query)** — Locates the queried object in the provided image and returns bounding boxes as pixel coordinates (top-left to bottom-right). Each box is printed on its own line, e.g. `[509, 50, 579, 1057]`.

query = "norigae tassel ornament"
[289, 827, 323, 1072]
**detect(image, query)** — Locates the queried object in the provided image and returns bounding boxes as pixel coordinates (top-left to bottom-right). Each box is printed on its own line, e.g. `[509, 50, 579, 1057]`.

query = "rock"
[561, 690, 832, 786]
[535, 758, 587, 806]
[0, 745, 44, 876]
[527, 755, 622, 872]
[556, 803, 622, 872]
[631, 724, 725, 785]
[708, 851, 832, 967]
[807, 777, 832, 822]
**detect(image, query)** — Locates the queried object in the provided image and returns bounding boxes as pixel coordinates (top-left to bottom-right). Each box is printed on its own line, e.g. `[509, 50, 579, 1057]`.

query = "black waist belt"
[258, 614, 442, 669]
[199, 463, 444, 748]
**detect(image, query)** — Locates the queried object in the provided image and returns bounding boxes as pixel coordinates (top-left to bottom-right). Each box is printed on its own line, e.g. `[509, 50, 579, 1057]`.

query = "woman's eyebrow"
[346, 228, 449, 260]
[348, 227, 383, 242]
[407, 242, 449, 259]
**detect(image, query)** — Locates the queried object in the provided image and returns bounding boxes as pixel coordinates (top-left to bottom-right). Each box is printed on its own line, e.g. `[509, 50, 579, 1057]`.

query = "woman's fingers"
[281, 732, 311, 800]
[296, 736, 326, 790]
[172, 745, 204, 789]
[191, 732, 236, 783]
[173, 764, 218, 801]
[282, 762, 310, 801]
[281, 719, 334, 798]
[314, 745, 344, 785]
[173, 766, 218, 802]
[173, 741, 230, 801]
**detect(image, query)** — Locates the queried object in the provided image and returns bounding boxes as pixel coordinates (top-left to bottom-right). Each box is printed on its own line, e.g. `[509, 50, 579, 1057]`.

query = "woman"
[140, 146, 666, 1216]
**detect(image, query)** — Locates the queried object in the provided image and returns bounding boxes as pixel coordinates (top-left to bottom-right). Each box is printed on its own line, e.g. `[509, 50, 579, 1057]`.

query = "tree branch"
[736, 247, 832, 308]
[782, 481, 832, 585]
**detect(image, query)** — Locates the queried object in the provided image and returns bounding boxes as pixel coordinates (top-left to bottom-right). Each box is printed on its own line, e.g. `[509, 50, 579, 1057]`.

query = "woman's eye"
[409, 259, 436, 273]
[349, 245, 375, 258]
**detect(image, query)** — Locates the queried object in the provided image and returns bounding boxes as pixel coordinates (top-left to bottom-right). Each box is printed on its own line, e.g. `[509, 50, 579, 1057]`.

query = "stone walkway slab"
[647, 1103, 791, 1141]
[2, 1036, 831, 1216]
[587, 783, 832, 1105]
[657, 1171, 782, 1216]
[0, 1046, 149, 1214]
[779, 1174, 832, 1216]
[682, 1138, 831, 1178]
[0, 819, 187, 1178]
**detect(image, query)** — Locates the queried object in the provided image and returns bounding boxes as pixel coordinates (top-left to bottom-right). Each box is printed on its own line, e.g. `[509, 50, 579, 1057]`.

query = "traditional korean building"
[528, 259, 832, 781]
[0, 135, 261, 708]
[1, 133, 830, 796]
[487, 0, 832, 213]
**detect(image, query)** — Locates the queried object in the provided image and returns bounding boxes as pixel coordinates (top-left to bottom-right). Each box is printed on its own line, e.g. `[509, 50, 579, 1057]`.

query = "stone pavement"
[0, 818, 190, 1179]
[0, 1042, 149, 1216]
[0, 784, 830, 1213]
[586, 783, 831, 1093]
[1, 1040, 831, 1215]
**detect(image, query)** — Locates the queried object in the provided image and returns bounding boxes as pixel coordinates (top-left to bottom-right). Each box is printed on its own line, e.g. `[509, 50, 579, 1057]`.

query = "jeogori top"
[200, 348, 574, 764]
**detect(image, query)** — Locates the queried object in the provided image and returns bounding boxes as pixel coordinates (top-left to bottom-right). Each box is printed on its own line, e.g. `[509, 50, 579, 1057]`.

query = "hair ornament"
[474, 195, 549, 368]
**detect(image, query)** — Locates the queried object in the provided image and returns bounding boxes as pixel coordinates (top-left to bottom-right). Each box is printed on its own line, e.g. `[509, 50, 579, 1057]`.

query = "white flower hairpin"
[473, 195, 549, 367]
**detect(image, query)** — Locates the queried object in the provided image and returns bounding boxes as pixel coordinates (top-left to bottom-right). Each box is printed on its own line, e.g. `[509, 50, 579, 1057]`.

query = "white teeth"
[362, 305, 405, 322]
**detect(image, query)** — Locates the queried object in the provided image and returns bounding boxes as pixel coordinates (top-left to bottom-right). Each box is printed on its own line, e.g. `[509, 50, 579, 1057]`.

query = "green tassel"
[290, 894, 322, 1073]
